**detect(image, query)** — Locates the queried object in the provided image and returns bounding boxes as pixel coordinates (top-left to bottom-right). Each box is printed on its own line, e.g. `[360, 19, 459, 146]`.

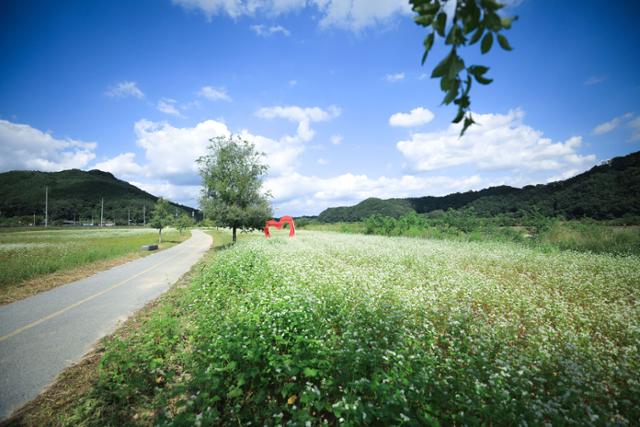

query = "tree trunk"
[232, 226, 237, 243]
[159, 228, 162, 243]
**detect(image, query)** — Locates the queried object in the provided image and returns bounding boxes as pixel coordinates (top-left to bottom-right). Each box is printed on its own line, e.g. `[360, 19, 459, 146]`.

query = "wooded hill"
[318, 150, 640, 222]
[0, 169, 197, 225]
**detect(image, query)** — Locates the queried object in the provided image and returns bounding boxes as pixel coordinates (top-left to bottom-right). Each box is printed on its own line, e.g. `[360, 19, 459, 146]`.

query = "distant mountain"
[0, 169, 197, 225]
[318, 151, 640, 222]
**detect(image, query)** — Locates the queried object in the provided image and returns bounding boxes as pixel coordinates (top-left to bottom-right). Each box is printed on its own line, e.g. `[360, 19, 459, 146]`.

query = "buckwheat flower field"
[74, 231, 640, 426]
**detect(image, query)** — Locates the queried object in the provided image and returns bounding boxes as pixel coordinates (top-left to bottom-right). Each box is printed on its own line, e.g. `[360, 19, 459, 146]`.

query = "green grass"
[59, 231, 640, 425]
[0, 227, 188, 290]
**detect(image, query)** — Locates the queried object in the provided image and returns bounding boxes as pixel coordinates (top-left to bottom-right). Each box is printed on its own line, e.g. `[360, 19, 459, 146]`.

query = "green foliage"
[319, 151, 640, 223]
[198, 135, 272, 242]
[361, 211, 640, 255]
[174, 213, 194, 235]
[0, 169, 197, 225]
[149, 198, 173, 243]
[411, 0, 516, 134]
[318, 197, 414, 222]
[61, 232, 640, 425]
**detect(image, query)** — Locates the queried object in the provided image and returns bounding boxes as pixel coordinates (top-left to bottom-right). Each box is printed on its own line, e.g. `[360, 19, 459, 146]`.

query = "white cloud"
[584, 75, 607, 86]
[0, 119, 96, 172]
[314, 0, 411, 31]
[592, 113, 634, 136]
[198, 86, 231, 102]
[546, 169, 582, 183]
[256, 105, 341, 143]
[251, 24, 291, 37]
[130, 180, 202, 207]
[384, 72, 405, 82]
[156, 98, 184, 117]
[396, 109, 596, 173]
[238, 129, 304, 175]
[94, 119, 231, 206]
[91, 102, 340, 208]
[330, 134, 343, 145]
[288, 79, 298, 87]
[418, 73, 429, 80]
[265, 172, 483, 215]
[134, 119, 230, 183]
[172, 0, 410, 31]
[93, 152, 145, 177]
[317, 157, 327, 165]
[105, 81, 145, 99]
[389, 107, 434, 127]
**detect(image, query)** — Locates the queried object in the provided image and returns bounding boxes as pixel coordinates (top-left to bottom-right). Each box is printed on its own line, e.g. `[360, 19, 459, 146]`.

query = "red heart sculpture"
[264, 216, 295, 238]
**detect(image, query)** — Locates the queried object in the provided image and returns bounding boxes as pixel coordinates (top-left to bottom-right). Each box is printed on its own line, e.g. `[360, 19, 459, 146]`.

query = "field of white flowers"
[71, 231, 640, 425]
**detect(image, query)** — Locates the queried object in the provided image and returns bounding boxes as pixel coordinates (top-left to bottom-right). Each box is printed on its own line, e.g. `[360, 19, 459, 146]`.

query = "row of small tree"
[148, 198, 194, 243]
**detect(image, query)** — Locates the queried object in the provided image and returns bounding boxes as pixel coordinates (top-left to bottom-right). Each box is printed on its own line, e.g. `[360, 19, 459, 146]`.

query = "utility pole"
[100, 198, 104, 227]
[128, 208, 131, 226]
[45, 186, 48, 227]
[143, 204, 146, 226]
[33, 212, 36, 227]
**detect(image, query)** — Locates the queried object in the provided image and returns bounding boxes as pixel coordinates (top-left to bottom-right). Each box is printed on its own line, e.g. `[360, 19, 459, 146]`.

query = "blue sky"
[1, 0, 639, 216]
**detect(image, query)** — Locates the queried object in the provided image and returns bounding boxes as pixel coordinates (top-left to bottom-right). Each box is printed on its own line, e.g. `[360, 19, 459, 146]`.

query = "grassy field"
[0, 227, 188, 303]
[48, 231, 639, 425]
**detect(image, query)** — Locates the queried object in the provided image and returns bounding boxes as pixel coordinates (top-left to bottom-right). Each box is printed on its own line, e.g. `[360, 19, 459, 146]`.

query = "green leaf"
[485, 11, 503, 31]
[462, 2, 481, 34]
[445, 24, 465, 46]
[475, 74, 493, 85]
[501, 17, 513, 29]
[462, 75, 472, 96]
[481, 32, 493, 54]
[468, 65, 489, 76]
[481, 0, 502, 11]
[468, 66, 492, 84]
[442, 79, 460, 104]
[497, 34, 513, 51]
[303, 367, 319, 377]
[440, 75, 452, 91]
[414, 14, 434, 27]
[421, 33, 435, 65]
[447, 52, 465, 80]
[434, 12, 446, 37]
[469, 27, 484, 45]
[454, 95, 470, 109]
[431, 49, 453, 78]
[460, 114, 476, 136]
[227, 387, 242, 398]
[452, 108, 465, 123]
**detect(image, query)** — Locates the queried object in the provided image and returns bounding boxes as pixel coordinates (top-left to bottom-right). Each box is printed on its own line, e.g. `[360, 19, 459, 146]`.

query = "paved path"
[0, 229, 212, 420]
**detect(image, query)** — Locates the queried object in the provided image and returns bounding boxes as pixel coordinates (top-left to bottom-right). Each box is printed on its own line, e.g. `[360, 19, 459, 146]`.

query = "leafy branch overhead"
[411, 0, 516, 135]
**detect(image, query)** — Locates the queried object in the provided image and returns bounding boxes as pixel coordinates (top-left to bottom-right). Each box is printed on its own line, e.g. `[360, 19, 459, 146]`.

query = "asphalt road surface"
[0, 229, 213, 421]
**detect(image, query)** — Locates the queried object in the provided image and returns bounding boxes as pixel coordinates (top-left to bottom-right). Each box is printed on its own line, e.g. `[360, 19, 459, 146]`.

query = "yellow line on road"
[0, 249, 184, 343]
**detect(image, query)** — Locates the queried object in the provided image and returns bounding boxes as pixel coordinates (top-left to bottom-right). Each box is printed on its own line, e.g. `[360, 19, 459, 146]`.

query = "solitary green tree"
[149, 198, 172, 243]
[175, 212, 194, 235]
[198, 135, 272, 243]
